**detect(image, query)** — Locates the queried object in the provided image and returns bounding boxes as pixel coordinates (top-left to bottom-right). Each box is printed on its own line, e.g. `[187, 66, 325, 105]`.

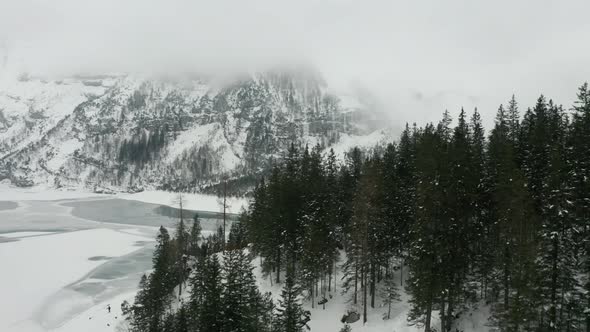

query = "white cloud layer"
[2, 0, 590, 128]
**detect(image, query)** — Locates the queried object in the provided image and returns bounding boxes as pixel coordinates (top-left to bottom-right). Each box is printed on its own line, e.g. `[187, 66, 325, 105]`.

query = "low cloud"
[2, 0, 590, 128]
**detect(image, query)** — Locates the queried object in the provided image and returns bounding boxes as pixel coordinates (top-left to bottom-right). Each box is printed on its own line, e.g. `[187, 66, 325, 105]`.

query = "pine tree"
[227, 214, 247, 250]
[339, 323, 352, 332]
[221, 249, 265, 332]
[533, 101, 578, 331]
[126, 274, 150, 332]
[200, 254, 223, 332]
[470, 108, 494, 301]
[188, 255, 206, 330]
[569, 83, 590, 331]
[406, 123, 444, 332]
[148, 226, 175, 332]
[488, 104, 538, 331]
[381, 272, 400, 320]
[324, 147, 341, 293]
[275, 274, 311, 332]
[283, 144, 303, 275]
[176, 304, 190, 332]
[175, 218, 190, 296]
[395, 124, 417, 287]
[507, 95, 520, 144]
[161, 313, 175, 332]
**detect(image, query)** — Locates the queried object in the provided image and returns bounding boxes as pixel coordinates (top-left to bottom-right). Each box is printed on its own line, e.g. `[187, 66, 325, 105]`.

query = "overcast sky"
[2, 0, 590, 128]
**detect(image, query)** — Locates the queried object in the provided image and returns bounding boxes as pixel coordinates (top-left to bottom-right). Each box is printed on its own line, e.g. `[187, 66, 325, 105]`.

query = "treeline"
[123, 214, 311, 332]
[242, 83, 590, 331]
[118, 127, 167, 166]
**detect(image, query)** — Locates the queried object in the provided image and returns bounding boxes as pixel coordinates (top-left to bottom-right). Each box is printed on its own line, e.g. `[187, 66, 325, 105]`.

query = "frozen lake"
[0, 196, 229, 332]
[0, 201, 18, 211]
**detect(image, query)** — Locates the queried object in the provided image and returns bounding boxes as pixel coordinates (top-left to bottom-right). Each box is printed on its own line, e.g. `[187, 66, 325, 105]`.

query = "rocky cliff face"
[0, 68, 385, 192]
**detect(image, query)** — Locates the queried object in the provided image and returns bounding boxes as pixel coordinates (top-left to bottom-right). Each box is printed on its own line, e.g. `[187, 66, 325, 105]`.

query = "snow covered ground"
[1, 228, 153, 332]
[251, 254, 491, 332]
[0, 190, 158, 332]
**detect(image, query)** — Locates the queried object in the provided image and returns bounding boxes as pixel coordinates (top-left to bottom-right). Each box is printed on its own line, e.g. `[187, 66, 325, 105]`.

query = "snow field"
[0, 228, 152, 332]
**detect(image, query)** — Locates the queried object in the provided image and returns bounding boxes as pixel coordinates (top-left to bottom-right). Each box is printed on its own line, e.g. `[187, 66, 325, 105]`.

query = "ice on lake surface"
[0, 197, 227, 332]
[0, 201, 18, 211]
[63, 198, 234, 231]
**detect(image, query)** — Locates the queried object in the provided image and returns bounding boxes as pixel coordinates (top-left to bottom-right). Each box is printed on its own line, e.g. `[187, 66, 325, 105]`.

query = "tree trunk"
[425, 285, 433, 332]
[503, 245, 510, 311]
[328, 265, 332, 292]
[388, 301, 392, 320]
[440, 297, 446, 332]
[334, 261, 337, 293]
[222, 181, 226, 249]
[370, 261, 376, 308]
[354, 260, 358, 305]
[446, 291, 454, 332]
[424, 271, 435, 332]
[276, 248, 281, 284]
[363, 264, 368, 324]
[550, 235, 559, 331]
[400, 258, 404, 287]
[586, 292, 590, 332]
[311, 280, 315, 309]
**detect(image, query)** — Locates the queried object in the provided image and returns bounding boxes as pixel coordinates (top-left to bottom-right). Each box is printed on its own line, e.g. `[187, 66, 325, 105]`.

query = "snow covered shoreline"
[0, 182, 249, 213]
[117, 190, 249, 214]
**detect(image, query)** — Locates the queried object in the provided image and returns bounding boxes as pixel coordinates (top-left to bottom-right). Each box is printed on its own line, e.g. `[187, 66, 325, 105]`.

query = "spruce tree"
[275, 274, 311, 332]
[470, 108, 494, 301]
[339, 324, 352, 332]
[175, 218, 190, 296]
[221, 249, 264, 332]
[200, 254, 223, 332]
[406, 123, 443, 332]
[381, 272, 400, 320]
[126, 274, 150, 332]
[570, 83, 590, 331]
[488, 104, 537, 331]
[148, 226, 175, 332]
[176, 304, 189, 332]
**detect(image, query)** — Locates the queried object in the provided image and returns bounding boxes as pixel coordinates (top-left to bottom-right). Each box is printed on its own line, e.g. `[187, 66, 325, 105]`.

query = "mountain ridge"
[0, 69, 391, 192]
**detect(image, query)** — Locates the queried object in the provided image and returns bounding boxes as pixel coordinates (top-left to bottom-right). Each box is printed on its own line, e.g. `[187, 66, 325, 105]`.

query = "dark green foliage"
[243, 83, 590, 332]
[276, 274, 311, 332]
[199, 254, 223, 332]
[339, 324, 352, 332]
[125, 83, 590, 332]
[118, 127, 167, 166]
[125, 218, 274, 332]
[125, 226, 176, 332]
[227, 213, 248, 250]
[221, 249, 272, 332]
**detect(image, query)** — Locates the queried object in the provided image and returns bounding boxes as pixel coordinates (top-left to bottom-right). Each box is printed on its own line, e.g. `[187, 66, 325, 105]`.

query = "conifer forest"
[123, 84, 590, 332]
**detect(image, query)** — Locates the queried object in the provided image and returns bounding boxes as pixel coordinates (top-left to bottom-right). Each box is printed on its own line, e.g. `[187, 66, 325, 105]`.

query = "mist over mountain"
[0, 65, 392, 192]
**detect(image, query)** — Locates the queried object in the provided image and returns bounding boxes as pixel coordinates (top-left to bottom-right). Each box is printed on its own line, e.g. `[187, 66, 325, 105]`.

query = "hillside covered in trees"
[124, 83, 590, 332]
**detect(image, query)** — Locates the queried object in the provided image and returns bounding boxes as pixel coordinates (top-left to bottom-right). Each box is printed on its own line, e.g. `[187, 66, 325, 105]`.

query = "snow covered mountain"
[0, 67, 390, 192]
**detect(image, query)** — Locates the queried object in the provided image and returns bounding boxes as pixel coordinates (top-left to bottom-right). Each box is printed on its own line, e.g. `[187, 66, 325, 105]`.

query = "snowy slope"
[49, 249, 492, 332]
[0, 77, 112, 160]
